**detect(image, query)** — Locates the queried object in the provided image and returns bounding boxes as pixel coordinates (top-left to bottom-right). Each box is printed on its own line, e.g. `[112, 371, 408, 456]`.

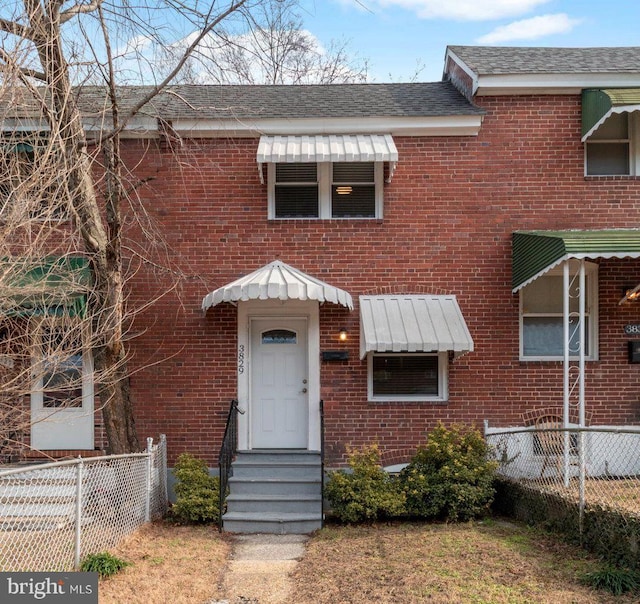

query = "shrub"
[80, 552, 129, 578]
[171, 453, 220, 524]
[582, 566, 640, 595]
[325, 444, 405, 524]
[400, 423, 497, 521]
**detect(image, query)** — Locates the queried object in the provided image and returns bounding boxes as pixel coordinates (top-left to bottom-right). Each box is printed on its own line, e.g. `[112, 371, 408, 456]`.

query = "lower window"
[32, 323, 92, 409]
[368, 352, 448, 402]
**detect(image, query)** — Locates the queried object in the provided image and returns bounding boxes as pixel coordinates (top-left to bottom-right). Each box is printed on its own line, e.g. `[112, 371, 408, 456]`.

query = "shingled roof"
[72, 81, 482, 121]
[447, 46, 640, 76]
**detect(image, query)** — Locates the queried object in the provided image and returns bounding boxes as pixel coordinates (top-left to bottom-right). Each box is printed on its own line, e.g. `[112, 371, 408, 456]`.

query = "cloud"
[477, 13, 582, 43]
[373, 0, 552, 21]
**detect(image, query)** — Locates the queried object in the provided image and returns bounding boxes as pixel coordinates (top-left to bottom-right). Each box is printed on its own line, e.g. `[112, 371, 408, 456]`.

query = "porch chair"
[534, 417, 565, 478]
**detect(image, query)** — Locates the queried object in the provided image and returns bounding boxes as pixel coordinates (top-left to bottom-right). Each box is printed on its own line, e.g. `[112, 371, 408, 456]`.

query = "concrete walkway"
[217, 534, 308, 604]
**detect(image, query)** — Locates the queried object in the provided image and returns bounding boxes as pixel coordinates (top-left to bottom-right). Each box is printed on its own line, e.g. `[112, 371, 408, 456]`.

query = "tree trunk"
[32, 5, 140, 453]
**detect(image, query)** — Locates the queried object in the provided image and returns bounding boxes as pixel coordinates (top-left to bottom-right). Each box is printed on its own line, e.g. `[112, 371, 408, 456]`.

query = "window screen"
[274, 163, 318, 218]
[332, 162, 375, 218]
[372, 355, 439, 397]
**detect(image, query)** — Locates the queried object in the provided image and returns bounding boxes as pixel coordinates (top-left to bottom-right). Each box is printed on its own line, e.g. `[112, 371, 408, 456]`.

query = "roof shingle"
[447, 46, 640, 76]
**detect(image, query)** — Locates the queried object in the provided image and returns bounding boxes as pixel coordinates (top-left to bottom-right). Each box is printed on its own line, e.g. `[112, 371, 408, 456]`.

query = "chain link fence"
[0, 434, 167, 572]
[486, 423, 640, 565]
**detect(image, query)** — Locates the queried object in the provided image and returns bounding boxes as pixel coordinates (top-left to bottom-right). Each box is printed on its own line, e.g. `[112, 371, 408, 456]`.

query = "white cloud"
[477, 13, 582, 43]
[373, 0, 552, 21]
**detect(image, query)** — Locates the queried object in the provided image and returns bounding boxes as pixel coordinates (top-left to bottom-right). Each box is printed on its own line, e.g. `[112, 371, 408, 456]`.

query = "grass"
[284, 520, 638, 604]
[97, 522, 230, 604]
[96, 519, 638, 603]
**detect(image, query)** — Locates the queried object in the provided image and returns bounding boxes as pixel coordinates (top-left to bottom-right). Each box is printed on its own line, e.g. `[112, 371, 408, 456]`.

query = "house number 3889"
[238, 345, 245, 374]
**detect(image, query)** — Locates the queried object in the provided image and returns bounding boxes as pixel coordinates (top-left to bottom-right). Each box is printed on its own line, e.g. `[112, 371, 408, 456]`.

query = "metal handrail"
[320, 398, 325, 527]
[218, 399, 242, 531]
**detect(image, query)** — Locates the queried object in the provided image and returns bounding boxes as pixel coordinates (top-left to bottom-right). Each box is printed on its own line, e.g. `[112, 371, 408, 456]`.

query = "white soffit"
[359, 295, 474, 359]
[474, 74, 640, 96]
[202, 260, 354, 311]
[256, 134, 398, 184]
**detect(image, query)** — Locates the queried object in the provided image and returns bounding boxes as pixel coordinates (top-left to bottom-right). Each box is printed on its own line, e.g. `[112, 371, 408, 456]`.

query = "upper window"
[269, 161, 383, 219]
[520, 263, 598, 360]
[585, 113, 636, 176]
[0, 134, 67, 220]
[368, 352, 448, 402]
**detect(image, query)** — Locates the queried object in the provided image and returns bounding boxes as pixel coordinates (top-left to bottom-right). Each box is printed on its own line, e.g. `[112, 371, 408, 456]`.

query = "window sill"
[519, 356, 599, 363]
[368, 397, 448, 404]
[584, 175, 640, 181]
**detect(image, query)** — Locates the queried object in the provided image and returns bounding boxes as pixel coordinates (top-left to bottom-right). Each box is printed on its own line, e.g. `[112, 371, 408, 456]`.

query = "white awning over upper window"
[359, 295, 474, 359]
[257, 134, 398, 183]
[202, 260, 353, 310]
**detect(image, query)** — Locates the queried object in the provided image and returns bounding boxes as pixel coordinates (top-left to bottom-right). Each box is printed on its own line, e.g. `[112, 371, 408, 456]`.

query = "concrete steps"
[0, 466, 76, 529]
[223, 451, 322, 534]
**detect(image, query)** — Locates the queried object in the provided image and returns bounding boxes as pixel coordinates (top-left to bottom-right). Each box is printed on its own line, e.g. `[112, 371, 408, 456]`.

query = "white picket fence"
[0, 435, 167, 571]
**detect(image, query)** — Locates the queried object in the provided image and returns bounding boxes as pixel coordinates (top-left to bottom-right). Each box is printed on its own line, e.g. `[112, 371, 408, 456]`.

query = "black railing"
[320, 399, 325, 527]
[218, 398, 242, 531]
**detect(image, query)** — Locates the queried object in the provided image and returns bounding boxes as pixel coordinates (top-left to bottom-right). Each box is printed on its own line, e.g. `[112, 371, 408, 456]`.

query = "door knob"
[302, 379, 308, 384]
[301, 388, 308, 393]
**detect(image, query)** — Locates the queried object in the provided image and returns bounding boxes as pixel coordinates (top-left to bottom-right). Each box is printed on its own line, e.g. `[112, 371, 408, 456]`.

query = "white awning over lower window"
[257, 134, 398, 183]
[202, 260, 354, 310]
[359, 295, 474, 359]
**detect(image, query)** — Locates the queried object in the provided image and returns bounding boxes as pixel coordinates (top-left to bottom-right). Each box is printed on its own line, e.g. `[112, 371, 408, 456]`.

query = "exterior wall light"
[620, 285, 640, 305]
[339, 328, 348, 342]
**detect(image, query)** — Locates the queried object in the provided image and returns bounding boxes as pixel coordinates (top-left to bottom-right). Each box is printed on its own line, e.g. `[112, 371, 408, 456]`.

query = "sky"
[297, 0, 640, 82]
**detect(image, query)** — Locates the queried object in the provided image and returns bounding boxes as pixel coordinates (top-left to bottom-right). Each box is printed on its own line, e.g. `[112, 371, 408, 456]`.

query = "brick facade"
[119, 92, 640, 467]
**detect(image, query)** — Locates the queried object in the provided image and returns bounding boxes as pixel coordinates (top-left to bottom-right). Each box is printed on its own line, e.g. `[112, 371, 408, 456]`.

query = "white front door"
[251, 318, 308, 448]
[30, 346, 94, 450]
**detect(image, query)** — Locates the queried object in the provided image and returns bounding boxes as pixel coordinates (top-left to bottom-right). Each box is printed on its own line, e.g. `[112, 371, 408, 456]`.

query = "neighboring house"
[3, 45, 640, 531]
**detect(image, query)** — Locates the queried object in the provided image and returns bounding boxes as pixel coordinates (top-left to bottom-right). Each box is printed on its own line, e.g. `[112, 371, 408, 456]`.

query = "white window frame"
[519, 263, 599, 361]
[268, 161, 384, 219]
[584, 112, 639, 176]
[367, 352, 448, 402]
[30, 320, 94, 410]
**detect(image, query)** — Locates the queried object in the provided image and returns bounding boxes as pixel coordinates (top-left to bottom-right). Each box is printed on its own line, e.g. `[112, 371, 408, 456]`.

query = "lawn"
[97, 519, 636, 603]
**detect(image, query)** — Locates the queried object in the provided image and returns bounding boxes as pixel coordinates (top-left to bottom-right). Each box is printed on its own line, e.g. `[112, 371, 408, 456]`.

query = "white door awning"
[202, 261, 354, 311]
[257, 134, 398, 183]
[359, 295, 474, 359]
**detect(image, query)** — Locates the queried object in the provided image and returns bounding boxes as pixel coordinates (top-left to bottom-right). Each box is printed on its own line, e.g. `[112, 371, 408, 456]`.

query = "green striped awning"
[0, 256, 92, 316]
[512, 230, 640, 292]
[582, 89, 640, 141]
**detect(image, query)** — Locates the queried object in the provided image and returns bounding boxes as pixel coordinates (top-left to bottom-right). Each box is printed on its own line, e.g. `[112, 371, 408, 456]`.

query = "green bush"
[80, 552, 129, 578]
[325, 444, 406, 524]
[400, 423, 497, 521]
[582, 566, 640, 595]
[171, 453, 220, 524]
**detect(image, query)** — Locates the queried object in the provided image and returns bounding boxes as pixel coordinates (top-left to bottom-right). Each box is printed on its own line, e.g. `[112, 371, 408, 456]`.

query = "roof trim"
[256, 134, 398, 184]
[80, 115, 485, 139]
[202, 261, 353, 311]
[512, 230, 640, 292]
[473, 74, 640, 96]
[359, 295, 474, 359]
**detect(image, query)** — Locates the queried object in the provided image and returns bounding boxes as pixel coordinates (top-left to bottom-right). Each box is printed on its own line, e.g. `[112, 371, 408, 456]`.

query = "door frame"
[237, 299, 320, 451]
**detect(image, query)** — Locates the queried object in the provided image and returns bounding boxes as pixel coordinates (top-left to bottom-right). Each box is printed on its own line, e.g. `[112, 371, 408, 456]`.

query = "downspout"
[563, 261, 570, 487]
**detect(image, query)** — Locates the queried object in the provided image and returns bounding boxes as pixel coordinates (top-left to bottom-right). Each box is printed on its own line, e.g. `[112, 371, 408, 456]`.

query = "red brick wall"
[121, 94, 640, 466]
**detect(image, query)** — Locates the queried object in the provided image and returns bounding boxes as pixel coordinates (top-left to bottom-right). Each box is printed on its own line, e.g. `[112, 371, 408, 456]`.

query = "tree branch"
[100, 0, 249, 142]
[59, 0, 103, 24]
[0, 17, 34, 40]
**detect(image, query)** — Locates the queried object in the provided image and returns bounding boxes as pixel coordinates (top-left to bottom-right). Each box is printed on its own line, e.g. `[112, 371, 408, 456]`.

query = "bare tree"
[0, 0, 257, 455]
[0, 0, 369, 459]
[155, 0, 369, 85]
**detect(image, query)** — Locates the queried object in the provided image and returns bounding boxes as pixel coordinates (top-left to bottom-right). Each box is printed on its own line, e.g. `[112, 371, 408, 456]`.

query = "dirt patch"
[98, 521, 230, 604]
